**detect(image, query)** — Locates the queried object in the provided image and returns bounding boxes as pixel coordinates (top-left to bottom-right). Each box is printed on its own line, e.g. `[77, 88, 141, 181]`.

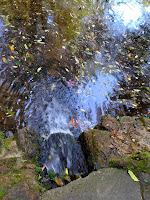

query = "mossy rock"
[109, 151, 150, 174]
[17, 127, 40, 161]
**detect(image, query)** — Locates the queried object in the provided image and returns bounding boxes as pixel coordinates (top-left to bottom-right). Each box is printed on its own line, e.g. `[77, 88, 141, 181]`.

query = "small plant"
[35, 167, 44, 181]
[48, 169, 55, 180]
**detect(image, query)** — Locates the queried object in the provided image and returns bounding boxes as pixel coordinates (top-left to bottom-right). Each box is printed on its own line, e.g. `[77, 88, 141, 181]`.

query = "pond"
[0, 0, 150, 174]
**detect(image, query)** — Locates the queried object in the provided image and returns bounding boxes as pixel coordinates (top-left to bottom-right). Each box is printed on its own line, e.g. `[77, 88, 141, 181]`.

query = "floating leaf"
[37, 67, 42, 72]
[128, 170, 139, 182]
[9, 45, 14, 51]
[80, 109, 86, 112]
[2, 57, 7, 63]
[24, 44, 28, 49]
[71, 118, 75, 126]
[7, 109, 14, 117]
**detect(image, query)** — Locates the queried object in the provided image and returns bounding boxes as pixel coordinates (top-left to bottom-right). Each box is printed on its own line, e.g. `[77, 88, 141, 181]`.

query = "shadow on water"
[0, 0, 150, 174]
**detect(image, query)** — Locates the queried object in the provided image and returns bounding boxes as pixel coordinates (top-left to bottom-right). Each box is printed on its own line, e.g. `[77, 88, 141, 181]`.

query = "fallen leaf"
[42, 165, 46, 171]
[65, 168, 69, 175]
[117, 135, 125, 140]
[9, 45, 14, 51]
[128, 170, 139, 182]
[55, 177, 62, 186]
[80, 109, 86, 112]
[2, 57, 7, 63]
[37, 67, 42, 72]
[71, 118, 75, 126]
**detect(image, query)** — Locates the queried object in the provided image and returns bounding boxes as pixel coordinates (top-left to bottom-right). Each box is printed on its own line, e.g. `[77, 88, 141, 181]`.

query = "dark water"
[0, 0, 150, 173]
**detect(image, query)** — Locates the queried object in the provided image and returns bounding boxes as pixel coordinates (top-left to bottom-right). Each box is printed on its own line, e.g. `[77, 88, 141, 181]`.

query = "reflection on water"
[0, 0, 150, 173]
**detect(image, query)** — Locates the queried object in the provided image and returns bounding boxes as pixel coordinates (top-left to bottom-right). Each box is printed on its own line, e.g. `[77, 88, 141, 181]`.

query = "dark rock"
[78, 129, 116, 171]
[17, 126, 40, 160]
[5, 131, 14, 138]
[41, 168, 142, 200]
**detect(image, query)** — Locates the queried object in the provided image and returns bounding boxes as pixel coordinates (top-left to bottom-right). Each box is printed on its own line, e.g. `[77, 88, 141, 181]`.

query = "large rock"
[17, 126, 40, 160]
[41, 168, 142, 200]
[79, 116, 150, 171]
[78, 129, 117, 171]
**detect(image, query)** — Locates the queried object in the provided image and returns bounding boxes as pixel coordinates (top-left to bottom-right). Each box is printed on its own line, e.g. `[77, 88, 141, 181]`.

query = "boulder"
[41, 168, 142, 200]
[17, 126, 40, 160]
[79, 116, 150, 171]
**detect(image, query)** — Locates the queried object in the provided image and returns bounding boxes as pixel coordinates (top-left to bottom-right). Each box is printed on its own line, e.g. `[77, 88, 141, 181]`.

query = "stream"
[0, 0, 150, 174]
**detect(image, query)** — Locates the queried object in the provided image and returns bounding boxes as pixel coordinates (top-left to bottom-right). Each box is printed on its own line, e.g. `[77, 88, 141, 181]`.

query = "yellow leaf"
[37, 67, 42, 72]
[80, 109, 86, 112]
[9, 45, 14, 51]
[11, 56, 15, 59]
[95, 51, 101, 54]
[55, 177, 62, 186]
[119, 88, 124, 90]
[65, 168, 69, 175]
[142, 83, 145, 85]
[128, 170, 139, 182]
[42, 165, 46, 171]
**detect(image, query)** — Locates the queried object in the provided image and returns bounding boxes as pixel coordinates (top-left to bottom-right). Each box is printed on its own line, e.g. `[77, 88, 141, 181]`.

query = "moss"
[109, 151, 150, 174]
[0, 189, 8, 199]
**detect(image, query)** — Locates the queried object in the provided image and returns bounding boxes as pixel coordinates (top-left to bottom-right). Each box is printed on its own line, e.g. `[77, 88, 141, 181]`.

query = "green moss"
[109, 151, 150, 174]
[0, 131, 5, 139]
[0, 189, 8, 199]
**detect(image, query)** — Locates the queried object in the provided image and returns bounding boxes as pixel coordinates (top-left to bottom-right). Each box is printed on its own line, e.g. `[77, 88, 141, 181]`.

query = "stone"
[17, 126, 40, 160]
[41, 168, 142, 200]
[101, 115, 120, 131]
[78, 129, 117, 171]
[3, 181, 40, 200]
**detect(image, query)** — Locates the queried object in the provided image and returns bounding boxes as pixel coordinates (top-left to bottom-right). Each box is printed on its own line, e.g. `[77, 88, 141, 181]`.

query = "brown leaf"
[117, 135, 125, 141]
[42, 165, 46, 171]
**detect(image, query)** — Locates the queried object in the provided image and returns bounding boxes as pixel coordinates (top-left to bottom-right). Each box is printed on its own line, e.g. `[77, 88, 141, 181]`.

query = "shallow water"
[0, 0, 150, 173]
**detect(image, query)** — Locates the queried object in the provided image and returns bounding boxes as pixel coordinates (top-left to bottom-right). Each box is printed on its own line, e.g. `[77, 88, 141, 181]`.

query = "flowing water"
[0, 0, 150, 174]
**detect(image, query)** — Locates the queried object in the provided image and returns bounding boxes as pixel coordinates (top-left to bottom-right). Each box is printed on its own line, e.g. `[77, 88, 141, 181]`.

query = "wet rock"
[3, 181, 40, 200]
[78, 129, 117, 171]
[41, 168, 142, 200]
[79, 116, 150, 171]
[5, 131, 14, 138]
[17, 126, 40, 160]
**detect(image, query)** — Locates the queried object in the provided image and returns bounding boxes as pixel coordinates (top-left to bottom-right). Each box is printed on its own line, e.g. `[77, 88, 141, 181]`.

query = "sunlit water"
[0, 0, 149, 174]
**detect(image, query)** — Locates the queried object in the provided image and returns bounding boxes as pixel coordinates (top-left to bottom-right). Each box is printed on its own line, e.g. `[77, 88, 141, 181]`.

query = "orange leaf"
[117, 135, 125, 140]
[9, 45, 14, 51]
[2, 57, 7, 63]
[55, 177, 62, 186]
[42, 165, 46, 171]
[71, 118, 75, 126]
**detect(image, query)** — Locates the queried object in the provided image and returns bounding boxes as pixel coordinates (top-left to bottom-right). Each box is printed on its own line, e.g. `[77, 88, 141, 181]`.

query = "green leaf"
[7, 109, 14, 117]
[128, 170, 139, 182]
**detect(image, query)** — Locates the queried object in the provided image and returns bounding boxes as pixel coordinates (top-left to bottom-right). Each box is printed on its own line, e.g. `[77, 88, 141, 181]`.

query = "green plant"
[48, 169, 55, 180]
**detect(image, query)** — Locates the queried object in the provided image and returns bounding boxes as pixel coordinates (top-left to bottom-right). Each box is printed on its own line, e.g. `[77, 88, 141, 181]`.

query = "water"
[0, 0, 150, 174]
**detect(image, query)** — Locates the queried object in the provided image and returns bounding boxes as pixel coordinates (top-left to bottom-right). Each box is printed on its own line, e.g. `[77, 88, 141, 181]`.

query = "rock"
[3, 181, 40, 200]
[25, 164, 36, 169]
[101, 115, 120, 131]
[79, 116, 150, 172]
[17, 126, 40, 160]
[138, 172, 150, 200]
[5, 131, 14, 138]
[41, 168, 142, 200]
[78, 129, 117, 171]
